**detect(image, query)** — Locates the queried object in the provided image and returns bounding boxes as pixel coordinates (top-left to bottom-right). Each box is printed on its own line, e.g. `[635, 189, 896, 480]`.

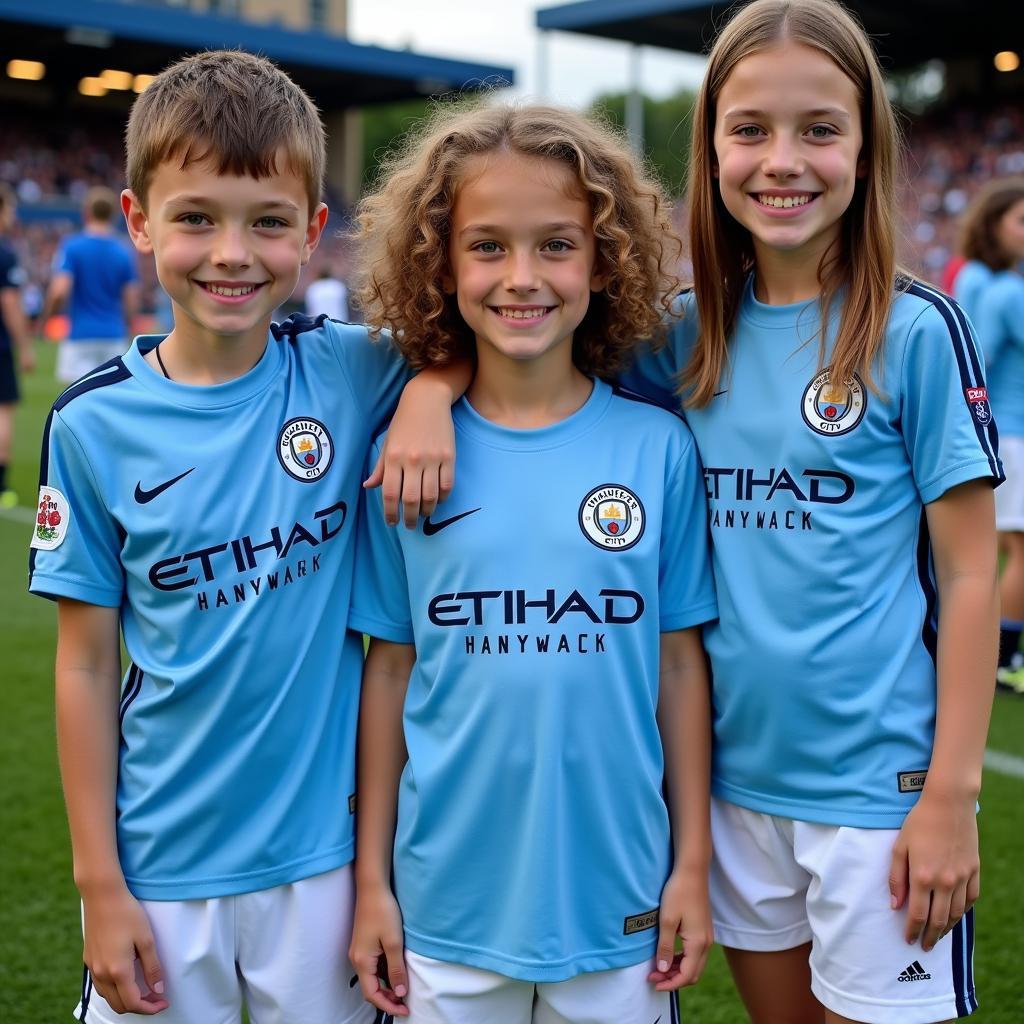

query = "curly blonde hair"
[353, 100, 681, 377]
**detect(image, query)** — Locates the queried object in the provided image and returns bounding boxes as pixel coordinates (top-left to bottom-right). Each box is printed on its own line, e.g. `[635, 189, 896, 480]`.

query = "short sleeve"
[327, 322, 413, 437]
[348, 441, 414, 642]
[28, 410, 125, 606]
[53, 240, 72, 275]
[617, 293, 698, 412]
[900, 301, 1003, 505]
[658, 428, 718, 632]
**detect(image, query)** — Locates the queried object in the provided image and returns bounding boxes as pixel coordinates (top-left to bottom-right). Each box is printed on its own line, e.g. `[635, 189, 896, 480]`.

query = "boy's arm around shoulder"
[321, 320, 472, 528]
[349, 637, 415, 1018]
[649, 627, 713, 992]
[56, 599, 169, 1015]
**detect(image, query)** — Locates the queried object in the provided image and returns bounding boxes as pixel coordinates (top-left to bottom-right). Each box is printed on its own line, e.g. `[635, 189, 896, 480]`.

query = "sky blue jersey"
[29, 317, 408, 900]
[953, 259, 994, 325]
[621, 279, 1002, 828]
[350, 379, 717, 981]
[973, 270, 1024, 436]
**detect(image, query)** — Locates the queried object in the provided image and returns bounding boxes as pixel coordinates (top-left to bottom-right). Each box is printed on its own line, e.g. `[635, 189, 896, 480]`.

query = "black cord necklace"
[154, 343, 171, 381]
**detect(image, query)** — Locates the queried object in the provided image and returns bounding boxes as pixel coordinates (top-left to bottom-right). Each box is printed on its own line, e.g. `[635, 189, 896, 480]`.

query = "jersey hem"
[711, 782, 913, 828]
[123, 840, 354, 901]
[403, 929, 655, 983]
[917, 458, 1004, 505]
[660, 599, 718, 632]
[28, 574, 122, 607]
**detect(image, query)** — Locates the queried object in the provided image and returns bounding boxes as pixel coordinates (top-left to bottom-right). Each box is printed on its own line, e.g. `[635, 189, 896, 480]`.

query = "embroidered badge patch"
[897, 770, 927, 793]
[277, 417, 334, 482]
[964, 386, 992, 426]
[31, 487, 70, 550]
[623, 909, 659, 935]
[801, 368, 867, 436]
[579, 484, 646, 551]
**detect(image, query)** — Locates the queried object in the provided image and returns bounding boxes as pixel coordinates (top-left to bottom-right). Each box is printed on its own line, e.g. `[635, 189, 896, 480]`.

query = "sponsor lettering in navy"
[277, 417, 334, 481]
[964, 386, 992, 426]
[148, 501, 346, 611]
[703, 466, 855, 532]
[428, 587, 644, 657]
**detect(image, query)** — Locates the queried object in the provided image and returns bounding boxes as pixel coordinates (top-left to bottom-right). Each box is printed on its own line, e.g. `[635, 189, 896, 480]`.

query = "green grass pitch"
[1, 342, 1022, 1021]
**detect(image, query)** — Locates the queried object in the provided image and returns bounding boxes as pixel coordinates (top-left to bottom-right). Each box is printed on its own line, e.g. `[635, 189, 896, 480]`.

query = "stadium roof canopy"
[535, 0, 1011, 70]
[0, 0, 513, 107]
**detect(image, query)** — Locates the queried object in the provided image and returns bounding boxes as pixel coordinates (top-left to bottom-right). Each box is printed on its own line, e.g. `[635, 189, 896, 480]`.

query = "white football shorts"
[402, 950, 678, 1024]
[995, 435, 1024, 532]
[74, 864, 373, 1024]
[57, 340, 129, 384]
[709, 797, 978, 1024]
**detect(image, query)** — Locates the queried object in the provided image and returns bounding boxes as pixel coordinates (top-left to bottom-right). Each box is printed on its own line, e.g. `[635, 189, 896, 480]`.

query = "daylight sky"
[349, 0, 708, 108]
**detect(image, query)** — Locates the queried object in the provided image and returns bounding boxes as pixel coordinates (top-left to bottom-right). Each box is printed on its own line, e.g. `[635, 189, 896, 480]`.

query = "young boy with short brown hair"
[30, 49, 461, 1023]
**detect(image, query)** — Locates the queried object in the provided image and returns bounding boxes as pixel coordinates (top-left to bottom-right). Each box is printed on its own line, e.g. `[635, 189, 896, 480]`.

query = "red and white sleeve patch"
[31, 486, 70, 550]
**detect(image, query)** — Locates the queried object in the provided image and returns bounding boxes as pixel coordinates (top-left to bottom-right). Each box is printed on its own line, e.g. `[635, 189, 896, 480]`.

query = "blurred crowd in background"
[2, 101, 1022, 330]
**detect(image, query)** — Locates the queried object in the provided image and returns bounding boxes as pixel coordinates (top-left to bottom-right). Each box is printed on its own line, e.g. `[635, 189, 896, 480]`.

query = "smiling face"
[713, 41, 865, 269]
[122, 153, 326, 354]
[447, 151, 603, 373]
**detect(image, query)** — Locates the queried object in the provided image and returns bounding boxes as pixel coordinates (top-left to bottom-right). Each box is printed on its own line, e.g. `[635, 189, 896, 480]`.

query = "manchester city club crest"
[277, 417, 334, 481]
[579, 484, 645, 551]
[800, 368, 867, 436]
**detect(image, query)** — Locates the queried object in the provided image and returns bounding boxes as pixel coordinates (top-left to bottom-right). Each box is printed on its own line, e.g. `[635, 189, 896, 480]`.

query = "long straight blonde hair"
[685, 0, 902, 406]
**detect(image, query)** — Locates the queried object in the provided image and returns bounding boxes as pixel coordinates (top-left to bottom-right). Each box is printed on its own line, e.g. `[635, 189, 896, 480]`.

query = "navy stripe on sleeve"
[905, 282, 1001, 480]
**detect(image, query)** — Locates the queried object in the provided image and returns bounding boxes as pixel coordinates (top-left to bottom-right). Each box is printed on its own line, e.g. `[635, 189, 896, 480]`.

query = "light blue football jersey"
[973, 270, 1024, 436]
[622, 279, 1002, 827]
[29, 316, 408, 900]
[350, 378, 717, 981]
[953, 259, 993, 324]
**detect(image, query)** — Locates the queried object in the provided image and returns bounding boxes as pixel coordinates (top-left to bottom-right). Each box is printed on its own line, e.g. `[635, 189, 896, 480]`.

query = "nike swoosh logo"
[422, 507, 481, 536]
[134, 467, 195, 504]
[713, 389, 728, 397]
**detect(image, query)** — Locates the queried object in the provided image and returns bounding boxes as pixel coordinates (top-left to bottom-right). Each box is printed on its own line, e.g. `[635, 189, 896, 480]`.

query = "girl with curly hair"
[346, 101, 718, 1022]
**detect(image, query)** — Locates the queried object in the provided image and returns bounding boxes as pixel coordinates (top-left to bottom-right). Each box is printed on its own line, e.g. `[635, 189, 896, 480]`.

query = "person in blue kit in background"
[956, 178, 1024, 693]
[0, 183, 36, 507]
[42, 185, 140, 384]
[348, 102, 718, 1023]
[619, 1, 1002, 1021]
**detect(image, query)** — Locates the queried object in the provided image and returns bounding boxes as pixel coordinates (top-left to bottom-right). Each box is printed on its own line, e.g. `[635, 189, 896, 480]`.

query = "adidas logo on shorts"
[898, 961, 932, 982]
